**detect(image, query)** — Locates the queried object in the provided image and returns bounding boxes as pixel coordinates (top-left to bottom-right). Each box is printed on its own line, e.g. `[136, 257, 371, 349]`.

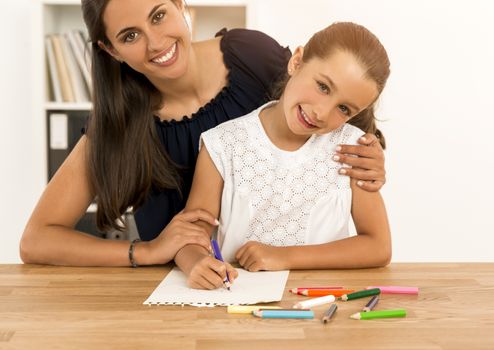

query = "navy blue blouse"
[133, 28, 291, 241]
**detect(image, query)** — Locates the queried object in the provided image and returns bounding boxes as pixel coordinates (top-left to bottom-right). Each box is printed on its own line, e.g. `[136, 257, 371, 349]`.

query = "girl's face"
[282, 48, 378, 138]
[102, 0, 191, 80]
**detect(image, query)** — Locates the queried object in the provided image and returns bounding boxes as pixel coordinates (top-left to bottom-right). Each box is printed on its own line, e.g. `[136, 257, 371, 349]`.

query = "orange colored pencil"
[300, 289, 355, 297]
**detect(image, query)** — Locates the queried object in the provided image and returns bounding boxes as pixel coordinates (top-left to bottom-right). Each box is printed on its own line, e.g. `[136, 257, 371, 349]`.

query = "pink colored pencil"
[366, 286, 419, 295]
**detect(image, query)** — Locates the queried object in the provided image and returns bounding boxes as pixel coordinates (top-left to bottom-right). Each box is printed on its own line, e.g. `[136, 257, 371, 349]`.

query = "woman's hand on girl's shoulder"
[235, 241, 287, 272]
[146, 209, 217, 265]
[334, 133, 386, 192]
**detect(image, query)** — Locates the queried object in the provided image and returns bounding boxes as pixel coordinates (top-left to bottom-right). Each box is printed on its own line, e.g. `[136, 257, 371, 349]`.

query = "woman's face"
[102, 0, 191, 80]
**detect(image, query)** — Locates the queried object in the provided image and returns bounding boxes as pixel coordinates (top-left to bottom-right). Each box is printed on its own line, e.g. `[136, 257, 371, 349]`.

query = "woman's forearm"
[282, 233, 391, 270]
[20, 224, 151, 266]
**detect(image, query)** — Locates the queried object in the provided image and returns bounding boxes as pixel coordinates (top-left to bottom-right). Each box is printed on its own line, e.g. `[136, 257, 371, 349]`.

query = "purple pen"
[211, 239, 231, 290]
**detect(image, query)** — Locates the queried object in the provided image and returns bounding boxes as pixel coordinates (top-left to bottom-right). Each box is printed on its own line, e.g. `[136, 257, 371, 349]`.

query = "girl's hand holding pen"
[187, 255, 238, 290]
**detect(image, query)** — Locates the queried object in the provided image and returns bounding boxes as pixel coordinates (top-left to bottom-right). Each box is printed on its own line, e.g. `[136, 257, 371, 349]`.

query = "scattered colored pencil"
[289, 287, 343, 294]
[227, 305, 282, 314]
[293, 294, 336, 309]
[366, 286, 419, 295]
[300, 289, 355, 297]
[350, 309, 407, 320]
[253, 309, 314, 319]
[339, 288, 381, 301]
[322, 304, 338, 324]
[362, 295, 379, 312]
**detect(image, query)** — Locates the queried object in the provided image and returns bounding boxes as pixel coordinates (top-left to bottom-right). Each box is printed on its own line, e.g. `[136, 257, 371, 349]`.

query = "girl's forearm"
[281, 233, 391, 270]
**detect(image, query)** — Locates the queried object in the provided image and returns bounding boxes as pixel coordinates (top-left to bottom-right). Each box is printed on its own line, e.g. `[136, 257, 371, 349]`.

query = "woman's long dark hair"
[82, 0, 181, 231]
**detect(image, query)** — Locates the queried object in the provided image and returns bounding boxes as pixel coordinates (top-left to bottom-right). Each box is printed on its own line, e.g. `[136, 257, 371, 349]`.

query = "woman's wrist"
[132, 240, 153, 266]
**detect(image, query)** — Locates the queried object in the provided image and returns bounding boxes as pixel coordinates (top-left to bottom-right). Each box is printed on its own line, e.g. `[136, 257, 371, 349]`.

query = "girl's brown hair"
[275, 22, 390, 148]
[82, 0, 182, 231]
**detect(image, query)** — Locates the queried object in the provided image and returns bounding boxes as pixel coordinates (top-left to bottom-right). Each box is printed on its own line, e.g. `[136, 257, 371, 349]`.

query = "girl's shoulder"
[337, 123, 366, 146]
[317, 124, 365, 147]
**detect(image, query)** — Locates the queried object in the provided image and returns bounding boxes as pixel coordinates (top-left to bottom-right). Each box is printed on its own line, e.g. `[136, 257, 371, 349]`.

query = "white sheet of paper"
[143, 267, 289, 307]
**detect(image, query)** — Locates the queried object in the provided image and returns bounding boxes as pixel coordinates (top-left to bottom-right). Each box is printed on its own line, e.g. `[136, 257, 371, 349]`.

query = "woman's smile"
[150, 42, 178, 66]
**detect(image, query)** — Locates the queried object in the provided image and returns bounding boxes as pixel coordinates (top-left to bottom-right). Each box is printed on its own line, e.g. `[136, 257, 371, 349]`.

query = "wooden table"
[1, 263, 493, 350]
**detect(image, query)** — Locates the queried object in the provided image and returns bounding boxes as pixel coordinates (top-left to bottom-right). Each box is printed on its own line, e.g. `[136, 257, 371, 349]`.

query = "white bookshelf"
[32, 0, 250, 238]
[33, 0, 250, 182]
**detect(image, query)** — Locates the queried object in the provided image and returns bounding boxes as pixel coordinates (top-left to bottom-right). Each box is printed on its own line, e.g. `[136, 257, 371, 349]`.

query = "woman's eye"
[317, 81, 330, 94]
[338, 105, 350, 116]
[152, 11, 165, 24]
[124, 32, 138, 43]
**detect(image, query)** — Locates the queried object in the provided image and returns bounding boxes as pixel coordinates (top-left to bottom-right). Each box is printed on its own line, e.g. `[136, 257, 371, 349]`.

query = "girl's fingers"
[190, 274, 218, 290]
[225, 263, 238, 280]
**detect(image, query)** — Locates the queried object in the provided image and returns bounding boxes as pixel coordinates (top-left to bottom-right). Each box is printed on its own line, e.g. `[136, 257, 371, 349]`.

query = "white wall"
[1, 0, 493, 263]
[0, 0, 40, 263]
[253, 0, 494, 261]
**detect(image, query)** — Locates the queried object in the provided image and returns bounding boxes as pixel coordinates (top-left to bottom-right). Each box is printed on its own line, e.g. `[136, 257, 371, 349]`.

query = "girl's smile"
[297, 105, 318, 129]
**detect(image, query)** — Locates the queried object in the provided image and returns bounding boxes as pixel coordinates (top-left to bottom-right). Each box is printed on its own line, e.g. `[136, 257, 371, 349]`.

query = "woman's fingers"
[339, 167, 382, 182]
[176, 208, 219, 226]
[355, 180, 385, 192]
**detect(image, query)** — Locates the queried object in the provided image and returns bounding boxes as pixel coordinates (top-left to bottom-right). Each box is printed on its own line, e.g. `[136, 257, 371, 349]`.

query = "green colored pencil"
[350, 309, 407, 320]
[339, 288, 381, 301]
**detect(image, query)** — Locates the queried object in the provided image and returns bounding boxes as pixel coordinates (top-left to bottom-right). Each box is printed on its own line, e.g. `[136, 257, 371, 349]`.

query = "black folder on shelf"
[47, 110, 89, 180]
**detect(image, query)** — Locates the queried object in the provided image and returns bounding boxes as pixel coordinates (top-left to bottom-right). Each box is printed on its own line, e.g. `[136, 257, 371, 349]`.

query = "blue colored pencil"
[253, 309, 314, 319]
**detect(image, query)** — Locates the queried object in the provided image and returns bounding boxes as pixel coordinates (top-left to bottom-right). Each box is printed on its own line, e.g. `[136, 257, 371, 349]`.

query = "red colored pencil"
[300, 289, 355, 297]
[289, 287, 343, 294]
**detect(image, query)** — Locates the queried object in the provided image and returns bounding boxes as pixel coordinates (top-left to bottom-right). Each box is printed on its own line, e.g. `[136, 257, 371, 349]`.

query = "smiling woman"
[20, 0, 388, 268]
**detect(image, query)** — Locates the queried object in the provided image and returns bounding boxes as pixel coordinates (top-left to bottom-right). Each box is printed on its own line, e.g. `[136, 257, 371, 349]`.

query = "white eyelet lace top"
[200, 101, 365, 262]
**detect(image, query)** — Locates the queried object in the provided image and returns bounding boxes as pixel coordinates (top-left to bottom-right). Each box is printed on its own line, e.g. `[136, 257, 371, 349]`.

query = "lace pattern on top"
[202, 103, 364, 247]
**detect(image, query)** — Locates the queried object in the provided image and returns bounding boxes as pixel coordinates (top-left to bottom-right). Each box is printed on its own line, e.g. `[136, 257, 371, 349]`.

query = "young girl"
[176, 22, 392, 290]
[20, 0, 386, 267]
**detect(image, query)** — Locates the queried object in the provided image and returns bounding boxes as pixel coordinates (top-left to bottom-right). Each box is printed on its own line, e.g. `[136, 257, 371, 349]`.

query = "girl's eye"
[317, 81, 330, 94]
[338, 105, 351, 116]
[152, 11, 165, 24]
[124, 32, 138, 43]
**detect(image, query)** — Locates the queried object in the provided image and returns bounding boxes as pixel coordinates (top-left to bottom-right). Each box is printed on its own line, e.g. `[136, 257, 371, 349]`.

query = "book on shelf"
[45, 36, 63, 102]
[46, 32, 92, 103]
[59, 34, 90, 102]
[66, 30, 92, 96]
[50, 35, 75, 103]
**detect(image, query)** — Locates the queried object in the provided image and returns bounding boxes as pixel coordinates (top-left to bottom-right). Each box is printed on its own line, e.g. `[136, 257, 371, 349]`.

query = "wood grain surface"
[1, 263, 493, 350]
